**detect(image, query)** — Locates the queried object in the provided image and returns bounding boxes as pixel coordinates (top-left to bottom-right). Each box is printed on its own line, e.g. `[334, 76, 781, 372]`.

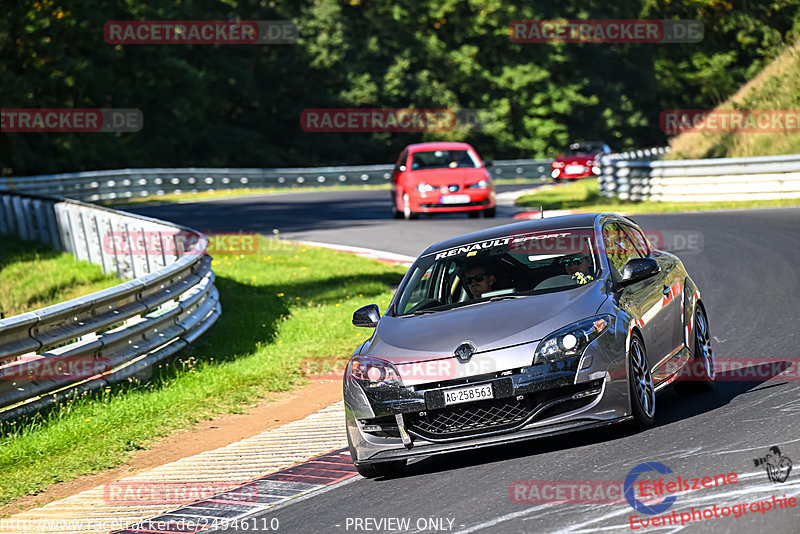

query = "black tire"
[674, 304, 715, 395]
[467, 211, 480, 218]
[354, 460, 407, 479]
[483, 207, 496, 218]
[628, 332, 655, 428]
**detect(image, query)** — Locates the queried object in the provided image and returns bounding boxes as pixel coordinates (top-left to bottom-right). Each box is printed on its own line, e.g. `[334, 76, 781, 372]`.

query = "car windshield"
[568, 142, 605, 156]
[410, 149, 479, 170]
[393, 229, 601, 316]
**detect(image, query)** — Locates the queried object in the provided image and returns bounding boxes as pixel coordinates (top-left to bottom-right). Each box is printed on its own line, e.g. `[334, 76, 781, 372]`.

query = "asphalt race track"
[128, 191, 800, 533]
[126, 184, 540, 257]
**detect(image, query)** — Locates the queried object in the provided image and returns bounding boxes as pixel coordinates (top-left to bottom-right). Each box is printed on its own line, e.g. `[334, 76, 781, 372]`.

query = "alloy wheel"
[630, 337, 655, 419]
[695, 308, 715, 381]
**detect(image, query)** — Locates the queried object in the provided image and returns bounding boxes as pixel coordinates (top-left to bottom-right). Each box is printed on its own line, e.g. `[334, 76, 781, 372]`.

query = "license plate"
[443, 383, 494, 405]
[440, 194, 471, 205]
[564, 165, 586, 174]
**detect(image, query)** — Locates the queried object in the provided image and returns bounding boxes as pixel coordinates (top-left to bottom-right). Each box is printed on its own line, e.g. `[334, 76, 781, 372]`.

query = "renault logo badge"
[454, 342, 476, 364]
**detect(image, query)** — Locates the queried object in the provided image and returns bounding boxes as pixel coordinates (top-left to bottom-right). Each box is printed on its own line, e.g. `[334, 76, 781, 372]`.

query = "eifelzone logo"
[624, 462, 678, 515]
[754, 446, 793, 483]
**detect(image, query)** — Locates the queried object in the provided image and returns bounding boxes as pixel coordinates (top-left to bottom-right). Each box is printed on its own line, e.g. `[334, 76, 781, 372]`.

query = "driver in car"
[463, 262, 497, 299]
[563, 255, 594, 285]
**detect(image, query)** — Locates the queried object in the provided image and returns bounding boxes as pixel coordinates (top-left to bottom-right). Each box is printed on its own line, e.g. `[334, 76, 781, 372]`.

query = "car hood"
[409, 168, 488, 185]
[362, 282, 607, 365]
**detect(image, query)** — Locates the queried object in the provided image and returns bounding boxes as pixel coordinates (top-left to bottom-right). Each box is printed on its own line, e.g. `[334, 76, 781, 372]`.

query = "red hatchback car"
[550, 141, 611, 181]
[391, 142, 496, 219]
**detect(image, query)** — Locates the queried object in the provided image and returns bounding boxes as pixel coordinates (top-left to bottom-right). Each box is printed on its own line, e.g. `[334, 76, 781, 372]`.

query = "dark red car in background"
[391, 142, 496, 219]
[550, 141, 611, 181]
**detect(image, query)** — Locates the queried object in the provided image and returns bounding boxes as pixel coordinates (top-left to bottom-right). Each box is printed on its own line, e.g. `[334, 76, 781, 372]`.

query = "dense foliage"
[2, 0, 799, 175]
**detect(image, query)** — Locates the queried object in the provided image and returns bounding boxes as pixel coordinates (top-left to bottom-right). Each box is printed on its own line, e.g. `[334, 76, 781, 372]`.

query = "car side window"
[603, 223, 644, 279]
[397, 263, 436, 314]
[621, 224, 650, 257]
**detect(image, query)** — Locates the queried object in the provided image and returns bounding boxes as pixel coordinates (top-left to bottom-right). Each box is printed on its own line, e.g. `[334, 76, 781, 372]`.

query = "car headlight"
[416, 183, 436, 194]
[346, 356, 403, 389]
[534, 315, 611, 364]
[466, 179, 490, 189]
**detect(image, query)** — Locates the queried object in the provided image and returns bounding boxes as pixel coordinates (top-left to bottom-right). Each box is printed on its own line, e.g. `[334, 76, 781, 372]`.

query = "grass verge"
[0, 234, 119, 317]
[515, 179, 800, 214]
[0, 237, 406, 510]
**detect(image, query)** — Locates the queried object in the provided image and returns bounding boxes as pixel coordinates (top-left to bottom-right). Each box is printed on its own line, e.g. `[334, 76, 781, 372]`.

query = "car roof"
[419, 213, 630, 258]
[405, 142, 475, 153]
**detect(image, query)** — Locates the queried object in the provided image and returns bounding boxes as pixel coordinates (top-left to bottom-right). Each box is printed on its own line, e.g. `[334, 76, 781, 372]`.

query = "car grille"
[408, 397, 531, 439]
[406, 380, 604, 440]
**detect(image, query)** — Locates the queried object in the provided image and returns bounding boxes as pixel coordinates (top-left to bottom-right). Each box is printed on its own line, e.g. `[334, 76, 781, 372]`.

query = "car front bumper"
[551, 166, 600, 179]
[411, 190, 495, 213]
[345, 347, 631, 464]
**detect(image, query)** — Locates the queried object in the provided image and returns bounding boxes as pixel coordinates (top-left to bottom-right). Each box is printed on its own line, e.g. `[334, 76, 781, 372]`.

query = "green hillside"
[668, 37, 800, 159]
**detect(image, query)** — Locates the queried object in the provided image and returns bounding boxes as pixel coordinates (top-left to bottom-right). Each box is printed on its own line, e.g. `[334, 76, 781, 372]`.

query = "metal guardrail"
[490, 159, 553, 180]
[0, 159, 555, 202]
[0, 192, 220, 421]
[603, 146, 670, 161]
[598, 152, 800, 202]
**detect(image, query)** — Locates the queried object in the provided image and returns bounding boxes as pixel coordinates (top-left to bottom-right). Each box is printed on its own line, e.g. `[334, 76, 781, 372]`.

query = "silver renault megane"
[344, 213, 714, 478]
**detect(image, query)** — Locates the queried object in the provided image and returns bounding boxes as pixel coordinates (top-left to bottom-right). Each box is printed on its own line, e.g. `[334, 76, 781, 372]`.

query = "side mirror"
[483, 160, 493, 167]
[353, 304, 381, 327]
[397, 165, 406, 172]
[620, 258, 660, 287]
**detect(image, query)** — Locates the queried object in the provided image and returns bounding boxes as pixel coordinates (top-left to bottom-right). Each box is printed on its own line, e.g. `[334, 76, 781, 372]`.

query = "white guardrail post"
[0, 192, 220, 422]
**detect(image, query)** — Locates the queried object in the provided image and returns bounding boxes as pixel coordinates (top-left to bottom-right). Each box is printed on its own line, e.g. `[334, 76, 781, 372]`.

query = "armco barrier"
[599, 153, 800, 202]
[0, 192, 220, 421]
[603, 146, 670, 161]
[0, 159, 555, 202]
